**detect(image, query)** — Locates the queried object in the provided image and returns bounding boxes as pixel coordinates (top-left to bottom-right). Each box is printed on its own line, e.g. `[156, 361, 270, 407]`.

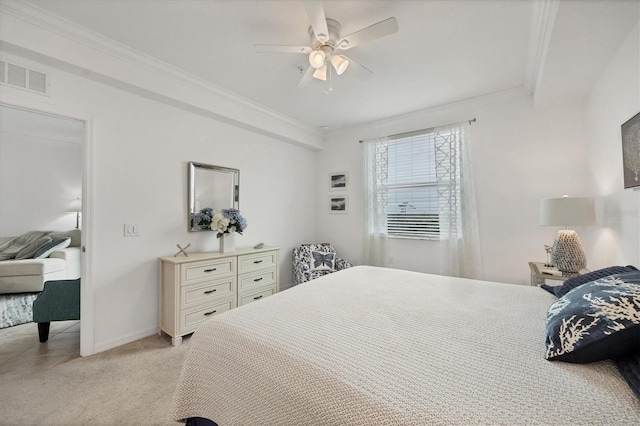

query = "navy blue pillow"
[541, 265, 639, 298]
[616, 352, 640, 399]
[545, 271, 640, 363]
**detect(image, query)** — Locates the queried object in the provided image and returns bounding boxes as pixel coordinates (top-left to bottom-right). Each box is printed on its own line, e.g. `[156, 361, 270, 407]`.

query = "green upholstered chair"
[32, 278, 80, 342]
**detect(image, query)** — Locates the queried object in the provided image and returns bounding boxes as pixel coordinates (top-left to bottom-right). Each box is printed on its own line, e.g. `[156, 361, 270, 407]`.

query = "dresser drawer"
[182, 258, 236, 283]
[238, 269, 276, 291]
[240, 287, 274, 306]
[159, 247, 279, 346]
[238, 252, 276, 274]
[181, 277, 235, 309]
[181, 298, 234, 333]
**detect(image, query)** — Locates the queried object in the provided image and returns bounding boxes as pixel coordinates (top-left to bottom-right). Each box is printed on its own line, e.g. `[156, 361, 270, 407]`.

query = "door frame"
[1, 96, 95, 356]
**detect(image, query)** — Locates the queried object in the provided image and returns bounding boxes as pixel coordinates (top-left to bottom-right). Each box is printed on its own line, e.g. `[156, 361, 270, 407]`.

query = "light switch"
[124, 223, 140, 237]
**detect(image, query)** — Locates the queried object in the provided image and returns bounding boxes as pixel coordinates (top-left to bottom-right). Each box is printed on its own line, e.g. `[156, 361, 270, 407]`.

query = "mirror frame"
[188, 162, 239, 232]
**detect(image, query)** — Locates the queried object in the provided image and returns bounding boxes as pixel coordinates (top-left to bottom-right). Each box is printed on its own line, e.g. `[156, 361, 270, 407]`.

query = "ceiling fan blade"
[297, 66, 315, 88]
[303, 1, 329, 42]
[255, 44, 312, 54]
[342, 55, 373, 80]
[336, 17, 398, 50]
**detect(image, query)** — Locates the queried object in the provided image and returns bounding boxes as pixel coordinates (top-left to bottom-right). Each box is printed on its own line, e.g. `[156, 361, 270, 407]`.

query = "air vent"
[7, 63, 26, 88]
[0, 59, 49, 95]
[28, 70, 47, 93]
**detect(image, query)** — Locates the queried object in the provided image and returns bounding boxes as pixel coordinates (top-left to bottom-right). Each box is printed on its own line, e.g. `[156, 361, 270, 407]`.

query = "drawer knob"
[204, 289, 217, 294]
[253, 277, 263, 282]
[204, 310, 217, 316]
[253, 260, 263, 264]
[204, 268, 217, 273]
[253, 295, 263, 300]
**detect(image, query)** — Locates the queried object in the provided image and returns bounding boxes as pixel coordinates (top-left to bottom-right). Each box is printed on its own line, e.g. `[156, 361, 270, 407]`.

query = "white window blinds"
[364, 125, 462, 240]
[386, 133, 440, 238]
[364, 121, 482, 278]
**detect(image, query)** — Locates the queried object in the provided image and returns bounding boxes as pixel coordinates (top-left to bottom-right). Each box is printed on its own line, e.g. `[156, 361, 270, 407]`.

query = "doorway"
[0, 104, 89, 356]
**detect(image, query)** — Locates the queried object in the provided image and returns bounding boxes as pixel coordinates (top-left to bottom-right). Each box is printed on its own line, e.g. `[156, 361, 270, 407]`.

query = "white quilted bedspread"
[169, 266, 639, 425]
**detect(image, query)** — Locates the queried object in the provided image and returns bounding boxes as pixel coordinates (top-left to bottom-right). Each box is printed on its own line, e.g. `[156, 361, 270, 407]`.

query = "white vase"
[220, 233, 235, 253]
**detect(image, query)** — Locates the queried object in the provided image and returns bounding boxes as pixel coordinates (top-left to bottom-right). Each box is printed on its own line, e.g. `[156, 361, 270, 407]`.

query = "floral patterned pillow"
[545, 272, 640, 363]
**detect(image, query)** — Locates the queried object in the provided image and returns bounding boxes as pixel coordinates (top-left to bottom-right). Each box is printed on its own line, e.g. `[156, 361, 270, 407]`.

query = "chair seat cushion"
[0, 258, 66, 276]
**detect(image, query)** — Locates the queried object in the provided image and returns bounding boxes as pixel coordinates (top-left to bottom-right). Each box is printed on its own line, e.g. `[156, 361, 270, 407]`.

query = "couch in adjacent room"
[0, 230, 81, 294]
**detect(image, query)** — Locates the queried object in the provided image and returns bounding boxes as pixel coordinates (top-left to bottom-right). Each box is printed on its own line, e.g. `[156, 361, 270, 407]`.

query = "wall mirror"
[188, 162, 239, 232]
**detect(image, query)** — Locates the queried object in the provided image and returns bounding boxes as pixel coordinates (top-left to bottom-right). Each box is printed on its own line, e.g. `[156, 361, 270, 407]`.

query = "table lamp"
[67, 197, 82, 229]
[539, 195, 595, 273]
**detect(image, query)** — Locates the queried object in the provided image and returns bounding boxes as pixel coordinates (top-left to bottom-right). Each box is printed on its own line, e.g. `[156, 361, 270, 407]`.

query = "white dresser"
[158, 247, 279, 346]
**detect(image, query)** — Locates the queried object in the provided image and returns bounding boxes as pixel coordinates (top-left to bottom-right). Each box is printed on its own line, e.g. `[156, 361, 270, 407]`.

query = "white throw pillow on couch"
[0, 231, 52, 261]
[14, 236, 52, 260]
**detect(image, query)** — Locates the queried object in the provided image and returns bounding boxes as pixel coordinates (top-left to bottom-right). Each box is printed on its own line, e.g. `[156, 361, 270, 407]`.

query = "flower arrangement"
[191, 207, 214, 229]
[211, 208, 247, 238]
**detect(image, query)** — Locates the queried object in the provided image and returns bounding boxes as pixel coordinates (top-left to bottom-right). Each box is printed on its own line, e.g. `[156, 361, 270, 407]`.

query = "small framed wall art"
[621, 112, 640, 189]
[329, 195, 348, 214]
[329, 172, 348, 191]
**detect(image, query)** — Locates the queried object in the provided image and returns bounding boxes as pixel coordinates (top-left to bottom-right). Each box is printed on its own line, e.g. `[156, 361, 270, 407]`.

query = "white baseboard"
[92, 326, 158, 355]
[93, 282, 295, 354]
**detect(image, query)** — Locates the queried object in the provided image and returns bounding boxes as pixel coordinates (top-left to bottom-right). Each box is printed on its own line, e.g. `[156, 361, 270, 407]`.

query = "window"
[364, 121, 480, 277]
[364, 125, 462, 241]
[386, 133, 440, 238]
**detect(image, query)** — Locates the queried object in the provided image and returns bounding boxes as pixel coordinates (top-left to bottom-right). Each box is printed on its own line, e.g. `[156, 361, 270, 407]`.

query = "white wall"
[2, 3, 636, 356]
[0, 52, 316, 353]
[316, 93, 590, 285]
[0, 106, 83, 236]
[584, 19, 640, 268]
[316, 18, 640, 284]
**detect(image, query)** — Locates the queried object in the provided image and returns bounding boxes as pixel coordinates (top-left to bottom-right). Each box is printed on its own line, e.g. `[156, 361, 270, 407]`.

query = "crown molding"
[0, 0, 323, 150]
[327, 86, 531, 140]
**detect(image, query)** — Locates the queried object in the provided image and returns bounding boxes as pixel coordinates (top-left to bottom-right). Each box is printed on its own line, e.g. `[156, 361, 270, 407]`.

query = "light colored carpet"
[0, 324, 190, 426]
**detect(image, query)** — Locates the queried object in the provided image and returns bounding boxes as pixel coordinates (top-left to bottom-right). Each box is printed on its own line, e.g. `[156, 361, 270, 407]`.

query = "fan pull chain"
[325, 61, 333, 94]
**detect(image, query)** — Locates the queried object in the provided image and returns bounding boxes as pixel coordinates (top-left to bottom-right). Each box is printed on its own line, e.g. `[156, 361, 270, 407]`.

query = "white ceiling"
[20, 0, 640, 132]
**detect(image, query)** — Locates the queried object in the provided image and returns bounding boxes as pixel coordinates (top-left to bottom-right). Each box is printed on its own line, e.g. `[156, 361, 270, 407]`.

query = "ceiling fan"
[255, 1, 399, 89]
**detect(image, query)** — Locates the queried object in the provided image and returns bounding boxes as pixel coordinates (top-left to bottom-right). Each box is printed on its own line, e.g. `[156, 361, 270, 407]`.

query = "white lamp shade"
[66, 198, 82, 213]
[308, 50, 325, 69]
[312, 65, 327, 81]
[539, 197, 595, 226]
[330, 55, 349, 75]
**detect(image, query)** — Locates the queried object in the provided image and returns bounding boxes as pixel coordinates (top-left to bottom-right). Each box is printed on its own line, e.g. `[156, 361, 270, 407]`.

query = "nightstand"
[528, 262, 589, 287]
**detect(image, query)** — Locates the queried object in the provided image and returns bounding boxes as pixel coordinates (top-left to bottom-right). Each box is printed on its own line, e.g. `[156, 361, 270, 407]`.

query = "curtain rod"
[358, 117, 476, 143]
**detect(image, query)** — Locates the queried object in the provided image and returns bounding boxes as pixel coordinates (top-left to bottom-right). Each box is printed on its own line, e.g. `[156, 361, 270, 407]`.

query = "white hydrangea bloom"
[211, 212, 229, 233]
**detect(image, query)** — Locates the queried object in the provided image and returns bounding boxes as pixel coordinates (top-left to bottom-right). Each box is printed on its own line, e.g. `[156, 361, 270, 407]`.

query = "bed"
[169, 266, 639, 425]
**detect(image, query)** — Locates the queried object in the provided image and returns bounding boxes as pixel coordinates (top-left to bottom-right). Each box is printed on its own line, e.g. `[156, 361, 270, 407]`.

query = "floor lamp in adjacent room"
[67, 197, 82, 229]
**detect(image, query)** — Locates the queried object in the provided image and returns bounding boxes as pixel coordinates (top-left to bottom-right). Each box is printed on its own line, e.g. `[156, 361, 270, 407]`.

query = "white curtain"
[434, 122, 482, 279]
[363, 121, 482, 278]
[363, 139, 389, 266]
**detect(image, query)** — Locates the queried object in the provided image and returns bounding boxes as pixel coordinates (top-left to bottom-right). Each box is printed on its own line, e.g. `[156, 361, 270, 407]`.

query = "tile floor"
[0, 320, 80, 374]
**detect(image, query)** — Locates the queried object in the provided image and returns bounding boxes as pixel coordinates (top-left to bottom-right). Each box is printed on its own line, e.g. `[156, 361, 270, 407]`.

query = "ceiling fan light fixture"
[313, 64, 327, 81]
[330, 55, 349, 75]
[308, 49, 326, 68]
